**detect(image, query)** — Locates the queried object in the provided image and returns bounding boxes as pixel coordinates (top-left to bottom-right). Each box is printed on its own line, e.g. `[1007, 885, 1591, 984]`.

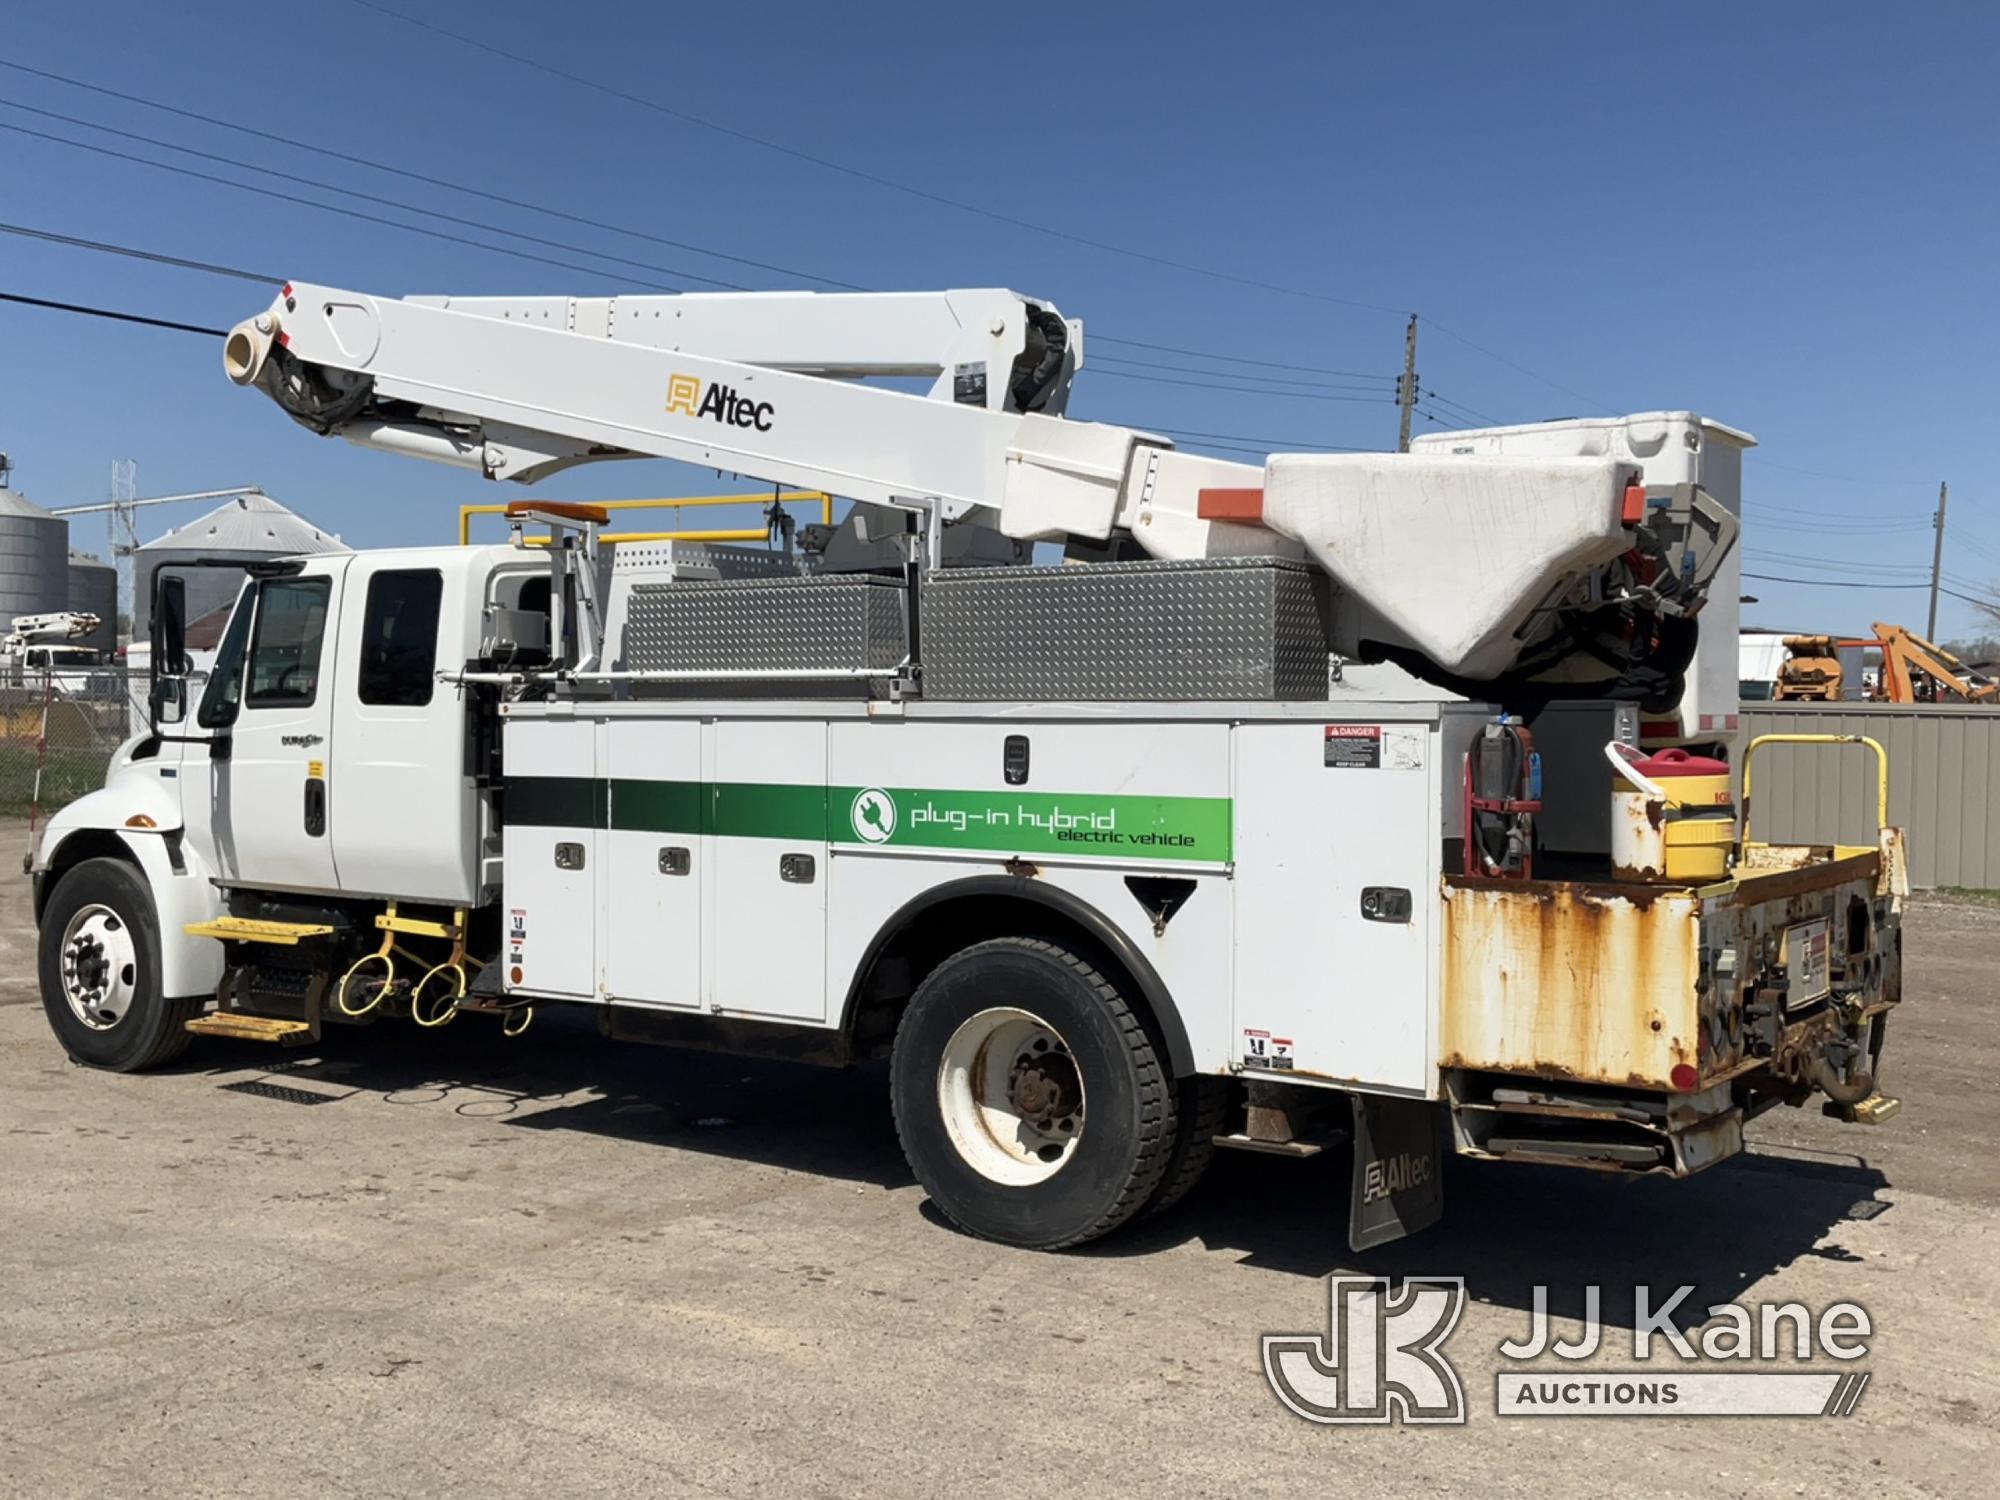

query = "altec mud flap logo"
[1264, 1280, 1874, 1424]
[667, 373, 774, 432]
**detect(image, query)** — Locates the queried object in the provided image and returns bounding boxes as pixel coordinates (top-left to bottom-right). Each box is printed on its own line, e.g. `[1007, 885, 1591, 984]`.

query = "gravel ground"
[2, 835, 1992, 1498]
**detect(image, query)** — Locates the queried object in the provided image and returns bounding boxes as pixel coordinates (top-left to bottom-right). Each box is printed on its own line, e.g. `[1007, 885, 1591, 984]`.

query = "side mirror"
[150, 675, 186, 726]
[154, 573, 188, 677]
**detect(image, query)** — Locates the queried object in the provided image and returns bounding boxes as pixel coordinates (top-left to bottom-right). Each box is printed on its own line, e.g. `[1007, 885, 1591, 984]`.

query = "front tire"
[38, 857, 197, 1072]
[890, 937, 1177, 1249]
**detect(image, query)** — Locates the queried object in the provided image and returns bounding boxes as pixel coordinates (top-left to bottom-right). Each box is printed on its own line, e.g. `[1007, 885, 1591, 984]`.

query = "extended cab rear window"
[357, 569, 443, 707]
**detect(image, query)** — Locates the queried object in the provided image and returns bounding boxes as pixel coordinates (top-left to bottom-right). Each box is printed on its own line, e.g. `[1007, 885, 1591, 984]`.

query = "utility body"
[32, 282, 1907, 1250]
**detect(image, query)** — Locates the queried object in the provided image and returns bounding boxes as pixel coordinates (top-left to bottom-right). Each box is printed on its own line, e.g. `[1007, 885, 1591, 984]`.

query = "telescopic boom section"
[222, 282, 1739, 693]
[222, 282, 1136, 513]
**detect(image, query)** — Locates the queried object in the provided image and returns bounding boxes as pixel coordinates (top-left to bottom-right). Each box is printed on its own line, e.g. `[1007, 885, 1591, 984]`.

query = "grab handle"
[1603, 740, 1665, 799]
[1740, 733, 1889, 847]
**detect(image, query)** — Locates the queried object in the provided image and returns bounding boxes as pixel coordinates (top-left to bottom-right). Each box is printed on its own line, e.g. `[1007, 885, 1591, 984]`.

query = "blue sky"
[2, 0, 1996, 637]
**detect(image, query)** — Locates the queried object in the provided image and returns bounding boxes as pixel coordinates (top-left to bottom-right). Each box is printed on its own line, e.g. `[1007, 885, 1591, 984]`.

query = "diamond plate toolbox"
[620, 574, 908, 673]
[923, 556, 1333, 700]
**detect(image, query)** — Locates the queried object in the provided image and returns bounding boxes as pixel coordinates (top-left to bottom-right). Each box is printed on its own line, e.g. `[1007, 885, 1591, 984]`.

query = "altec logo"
[667, 373, 775, 432]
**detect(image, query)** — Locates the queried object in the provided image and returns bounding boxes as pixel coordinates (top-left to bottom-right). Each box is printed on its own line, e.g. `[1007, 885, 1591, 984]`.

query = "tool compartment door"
[501, 715, 599, 998]
[1230, 719, 1439, 1095]
[603, 719, 704, 1009]
[706, 719, 829, 1022]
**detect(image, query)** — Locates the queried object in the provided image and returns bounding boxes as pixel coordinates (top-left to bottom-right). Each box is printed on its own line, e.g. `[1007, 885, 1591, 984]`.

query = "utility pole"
[1395, 314, 1418, 453]
[1927, 480, 1949, 640]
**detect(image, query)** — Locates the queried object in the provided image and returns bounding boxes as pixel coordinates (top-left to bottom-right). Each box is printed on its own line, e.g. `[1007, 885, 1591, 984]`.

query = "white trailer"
[30, 282, 1906, 1250]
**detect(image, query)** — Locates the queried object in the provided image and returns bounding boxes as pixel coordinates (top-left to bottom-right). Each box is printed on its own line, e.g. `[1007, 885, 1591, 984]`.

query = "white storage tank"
[0, 481, 70, 630]
[67, 550, 119, 656]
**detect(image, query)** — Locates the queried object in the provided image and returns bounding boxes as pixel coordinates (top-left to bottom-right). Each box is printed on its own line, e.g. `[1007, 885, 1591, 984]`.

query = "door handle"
[303, 776, 327, 838]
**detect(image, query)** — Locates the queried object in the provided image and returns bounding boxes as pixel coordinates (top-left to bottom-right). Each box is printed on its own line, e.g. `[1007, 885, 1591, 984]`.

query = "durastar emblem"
[667, 372, 774, 432]
[850, 787, 896, 844]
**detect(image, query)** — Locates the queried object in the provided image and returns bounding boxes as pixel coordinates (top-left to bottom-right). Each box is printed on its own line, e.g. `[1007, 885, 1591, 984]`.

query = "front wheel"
[890, 937, 1178, 1249]
[38, 857, 197, 1072]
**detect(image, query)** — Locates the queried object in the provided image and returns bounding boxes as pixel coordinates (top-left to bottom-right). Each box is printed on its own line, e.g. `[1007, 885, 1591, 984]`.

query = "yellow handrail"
[458, 490, 833, 546]
[1739, 733, 1889, 846]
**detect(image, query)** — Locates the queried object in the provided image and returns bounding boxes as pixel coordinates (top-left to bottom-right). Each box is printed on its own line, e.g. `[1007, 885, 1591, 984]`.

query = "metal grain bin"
[66, 550, 118, 655]
[0, 485, 69, 631]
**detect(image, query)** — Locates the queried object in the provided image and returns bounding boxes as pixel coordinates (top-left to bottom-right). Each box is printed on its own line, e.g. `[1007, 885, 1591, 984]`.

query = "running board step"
[185, 917, 336, 946]
[184, 1013, 314, 1043]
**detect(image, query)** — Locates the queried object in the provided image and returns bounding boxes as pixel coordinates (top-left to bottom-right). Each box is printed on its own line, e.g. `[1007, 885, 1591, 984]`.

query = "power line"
[0, 56, 863, 292]
[1420, 317, 1615, 414]
[1108, 423, 1375, 453]
[1421, 388, 1503, 427]
[0, 220, 277, 283]
[1743, 549, 1935, 576]
[1742, 570, 1995, 607]
[3, 59, 1591, 408]
[0, 118, 681, 290]
[332, 0, 1649, 408]
[0, 290, 224, 337]
[1089, 352, 1391, 394]
[1088, 334, 1390, 382]
[1754, 456, 1937, 488]
[0, 100, 733, 290]
[1086, 367, 1389, 403]
[335, 0, 1414, 319]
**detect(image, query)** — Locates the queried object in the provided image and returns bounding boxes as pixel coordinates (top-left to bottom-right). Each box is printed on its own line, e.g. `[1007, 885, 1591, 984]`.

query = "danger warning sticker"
[1242, 1028, 1295, 1070]
[1324, 724, 1381, 769]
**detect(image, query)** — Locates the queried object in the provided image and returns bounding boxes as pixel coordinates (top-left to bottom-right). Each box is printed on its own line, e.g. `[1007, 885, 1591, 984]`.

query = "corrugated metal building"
[1740, 701, 2000, 889]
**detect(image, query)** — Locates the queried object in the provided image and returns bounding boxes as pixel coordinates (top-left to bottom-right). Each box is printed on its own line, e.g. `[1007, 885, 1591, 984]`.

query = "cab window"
[357, 569, 443, 706]
[245, 577, 332, 709]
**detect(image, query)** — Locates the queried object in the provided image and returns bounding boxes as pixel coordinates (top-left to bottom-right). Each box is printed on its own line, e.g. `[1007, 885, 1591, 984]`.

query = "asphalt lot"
[2, 832, 1994, 1498]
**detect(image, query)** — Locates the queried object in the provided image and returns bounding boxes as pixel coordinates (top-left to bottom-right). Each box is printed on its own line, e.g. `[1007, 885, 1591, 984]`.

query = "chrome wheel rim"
[937, 1006, 1086, 1186]
[60, 903, 139, 1031]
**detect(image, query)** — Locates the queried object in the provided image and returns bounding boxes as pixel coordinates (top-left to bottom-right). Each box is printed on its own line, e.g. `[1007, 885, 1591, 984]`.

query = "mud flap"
[1348, 1094, 1444, 1252]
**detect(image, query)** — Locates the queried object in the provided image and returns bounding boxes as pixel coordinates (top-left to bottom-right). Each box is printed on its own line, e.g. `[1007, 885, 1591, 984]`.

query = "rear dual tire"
[890, 937, 1181, 1250]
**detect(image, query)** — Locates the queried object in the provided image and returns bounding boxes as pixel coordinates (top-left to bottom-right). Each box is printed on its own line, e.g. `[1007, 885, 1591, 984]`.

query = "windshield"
[196, 582, 257, 729]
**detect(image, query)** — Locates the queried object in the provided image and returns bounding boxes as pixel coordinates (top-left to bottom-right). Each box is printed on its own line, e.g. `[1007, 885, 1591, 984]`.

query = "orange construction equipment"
[1872, 622, 2000, 704]
[1774, 635, 1845, 701]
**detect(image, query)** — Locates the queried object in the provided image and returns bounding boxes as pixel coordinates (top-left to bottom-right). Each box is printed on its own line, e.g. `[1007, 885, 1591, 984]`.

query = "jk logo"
[1262, 1276, 1467, 1425]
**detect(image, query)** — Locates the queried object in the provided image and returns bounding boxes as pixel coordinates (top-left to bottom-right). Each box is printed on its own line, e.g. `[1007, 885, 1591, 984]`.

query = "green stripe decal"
[832, 786, 1229, 863]
[610, 778, 705, 835]
[507, 776, 605, 829]
[504, 777, 1230, 863]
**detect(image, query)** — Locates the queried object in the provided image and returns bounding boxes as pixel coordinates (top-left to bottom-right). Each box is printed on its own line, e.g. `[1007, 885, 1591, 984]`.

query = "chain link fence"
[0, 667, 149, 819]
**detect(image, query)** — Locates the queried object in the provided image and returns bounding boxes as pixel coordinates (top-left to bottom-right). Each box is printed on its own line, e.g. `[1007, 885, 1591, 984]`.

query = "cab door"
[201, 566, 347, 892]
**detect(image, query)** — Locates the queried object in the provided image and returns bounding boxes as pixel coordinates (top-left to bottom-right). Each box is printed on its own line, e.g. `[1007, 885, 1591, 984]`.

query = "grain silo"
[135, 491, 348, 629]
[67, 550, 119, 655]
[0, 481, 70, 631]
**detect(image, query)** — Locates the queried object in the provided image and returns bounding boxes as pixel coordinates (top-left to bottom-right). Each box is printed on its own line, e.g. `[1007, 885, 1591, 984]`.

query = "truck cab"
[32, 545, 546, 1051]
